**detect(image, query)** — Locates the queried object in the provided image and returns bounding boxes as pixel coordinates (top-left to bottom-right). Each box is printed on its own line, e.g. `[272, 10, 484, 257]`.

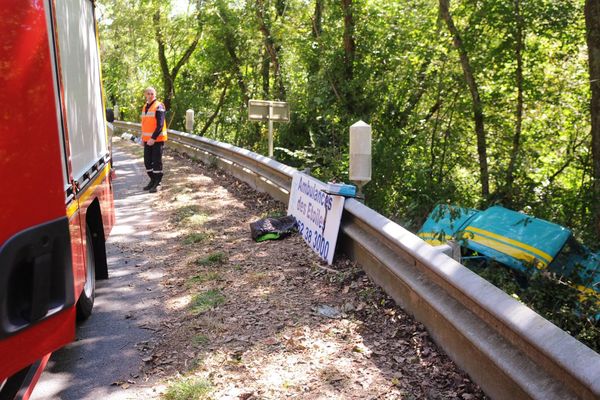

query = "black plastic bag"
[250, 215, 297, 242]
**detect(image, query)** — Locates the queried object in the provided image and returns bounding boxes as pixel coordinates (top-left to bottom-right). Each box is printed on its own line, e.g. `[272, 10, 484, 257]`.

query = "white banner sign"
[287, 172, 345, 264]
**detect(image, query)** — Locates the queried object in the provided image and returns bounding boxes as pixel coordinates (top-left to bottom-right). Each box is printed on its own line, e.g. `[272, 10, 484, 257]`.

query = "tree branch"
[199, 79, 230, 136]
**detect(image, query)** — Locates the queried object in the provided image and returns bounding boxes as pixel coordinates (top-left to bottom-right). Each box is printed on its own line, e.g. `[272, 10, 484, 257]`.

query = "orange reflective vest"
[140, 101, 167, 142]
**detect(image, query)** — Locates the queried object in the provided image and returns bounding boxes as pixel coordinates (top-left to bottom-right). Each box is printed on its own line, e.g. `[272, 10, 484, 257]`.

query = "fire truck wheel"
[77, 225, 96, 320]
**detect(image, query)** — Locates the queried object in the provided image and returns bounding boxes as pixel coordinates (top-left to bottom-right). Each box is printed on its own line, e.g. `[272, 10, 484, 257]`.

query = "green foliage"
[476, 262, 525, 297]
[521, 272, 599, 350]
[99, 0, 598, 246]
[471, 262, 599, 352]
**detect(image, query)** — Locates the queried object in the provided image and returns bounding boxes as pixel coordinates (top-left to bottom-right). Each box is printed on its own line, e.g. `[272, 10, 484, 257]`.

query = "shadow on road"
[31, 143, 169, 400]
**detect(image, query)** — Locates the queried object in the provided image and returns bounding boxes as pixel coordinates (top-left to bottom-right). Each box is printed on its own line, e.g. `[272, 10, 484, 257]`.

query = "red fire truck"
[0, 0, 115, 398]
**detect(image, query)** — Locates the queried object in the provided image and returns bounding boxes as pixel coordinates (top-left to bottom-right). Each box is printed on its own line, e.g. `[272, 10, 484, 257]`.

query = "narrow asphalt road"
[31, 142, 167, 400]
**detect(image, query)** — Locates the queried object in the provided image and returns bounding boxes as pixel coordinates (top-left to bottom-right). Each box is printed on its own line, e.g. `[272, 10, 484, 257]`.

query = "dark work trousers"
[144, 141, 164, 184]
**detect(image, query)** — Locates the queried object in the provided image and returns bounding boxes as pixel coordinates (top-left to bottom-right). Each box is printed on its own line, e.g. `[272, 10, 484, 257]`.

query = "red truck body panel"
[0, 0, 75, 380]
[1, 2, 67, 243]
[0, 0, 115, 393]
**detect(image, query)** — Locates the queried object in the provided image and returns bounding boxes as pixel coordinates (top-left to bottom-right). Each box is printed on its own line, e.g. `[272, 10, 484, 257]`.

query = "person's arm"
[151, 103, 166, 140]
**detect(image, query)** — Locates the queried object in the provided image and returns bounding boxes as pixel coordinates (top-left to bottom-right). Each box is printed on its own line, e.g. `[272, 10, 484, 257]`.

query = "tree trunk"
[504, 0, 524, 205]
[153, 9, 201, 121]
[199, 80, 229, 136]
[261, 47, 270, 98]
[585, 0, 600, 239]
[394, 59, 432, 129]
[225, 39, 249, 106]
[216, 1, 250, 106]
[276, 0, 286, 17]
[312, 0, 323, 40]
[341, 0, 356, 113]
[308, 0, 324, 81]
[308, 0, 323, 75]
[153, 10, 173, 111]
[341, 0, 355, 81]
[438, 0, 490, 200]
[256, 0, 286, 100]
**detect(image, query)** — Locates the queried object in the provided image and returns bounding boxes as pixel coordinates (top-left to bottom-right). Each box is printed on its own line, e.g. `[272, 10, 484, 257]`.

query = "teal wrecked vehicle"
[417, 204, 600, 301]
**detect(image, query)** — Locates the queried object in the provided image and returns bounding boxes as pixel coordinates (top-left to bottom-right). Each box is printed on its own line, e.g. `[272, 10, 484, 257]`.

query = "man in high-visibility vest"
[140, 87, 168, 193]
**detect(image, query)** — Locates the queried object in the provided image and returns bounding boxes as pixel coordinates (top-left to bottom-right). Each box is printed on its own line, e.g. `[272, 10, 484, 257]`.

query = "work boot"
[143, 179, 155, 190]
[148, 178, 161, 193]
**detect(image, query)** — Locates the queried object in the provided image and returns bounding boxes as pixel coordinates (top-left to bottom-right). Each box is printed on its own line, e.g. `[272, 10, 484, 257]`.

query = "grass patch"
[194, 252, 227, 266]
[207, 155, 219, 169]
[186, 213, 209, 227]
[193, 335, 210, 346]
[163, 377, 212, 400]
[358, 287, 378, 302]
[188, 272, 222, 285]
[190, 289, 225, 314]
[248, 272, 267, 283]
[188, 358, 204, 370]
[184, 232, 212, 244]
[173, 205, 200, 223]
[259, 209, 286, 219]
[173, 206, 209, 227]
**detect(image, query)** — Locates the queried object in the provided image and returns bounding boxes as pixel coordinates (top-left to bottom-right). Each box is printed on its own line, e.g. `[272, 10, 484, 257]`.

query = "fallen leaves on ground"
[117, 140, 487, 400]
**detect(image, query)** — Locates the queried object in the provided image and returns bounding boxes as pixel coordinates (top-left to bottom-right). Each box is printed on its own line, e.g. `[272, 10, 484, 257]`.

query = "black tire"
[76, 225, 96, 320]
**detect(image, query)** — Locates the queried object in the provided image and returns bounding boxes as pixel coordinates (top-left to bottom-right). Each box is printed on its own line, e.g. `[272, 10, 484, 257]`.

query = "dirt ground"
[115, 138, 486, 400]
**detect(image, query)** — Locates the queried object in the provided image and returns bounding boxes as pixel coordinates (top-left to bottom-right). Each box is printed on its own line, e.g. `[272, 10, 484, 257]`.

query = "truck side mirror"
[105, 108, 115, 123]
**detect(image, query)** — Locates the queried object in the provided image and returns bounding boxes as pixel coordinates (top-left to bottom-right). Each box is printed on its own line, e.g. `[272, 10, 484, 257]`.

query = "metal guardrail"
[112, 121, 600, 400]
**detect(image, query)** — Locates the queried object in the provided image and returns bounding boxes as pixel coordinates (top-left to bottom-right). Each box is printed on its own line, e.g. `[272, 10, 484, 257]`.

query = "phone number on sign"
[297, 220, 330, 260]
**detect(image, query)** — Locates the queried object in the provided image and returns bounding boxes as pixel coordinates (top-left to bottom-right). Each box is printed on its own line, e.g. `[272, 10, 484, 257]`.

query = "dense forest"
[98, 0, 600, 248]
